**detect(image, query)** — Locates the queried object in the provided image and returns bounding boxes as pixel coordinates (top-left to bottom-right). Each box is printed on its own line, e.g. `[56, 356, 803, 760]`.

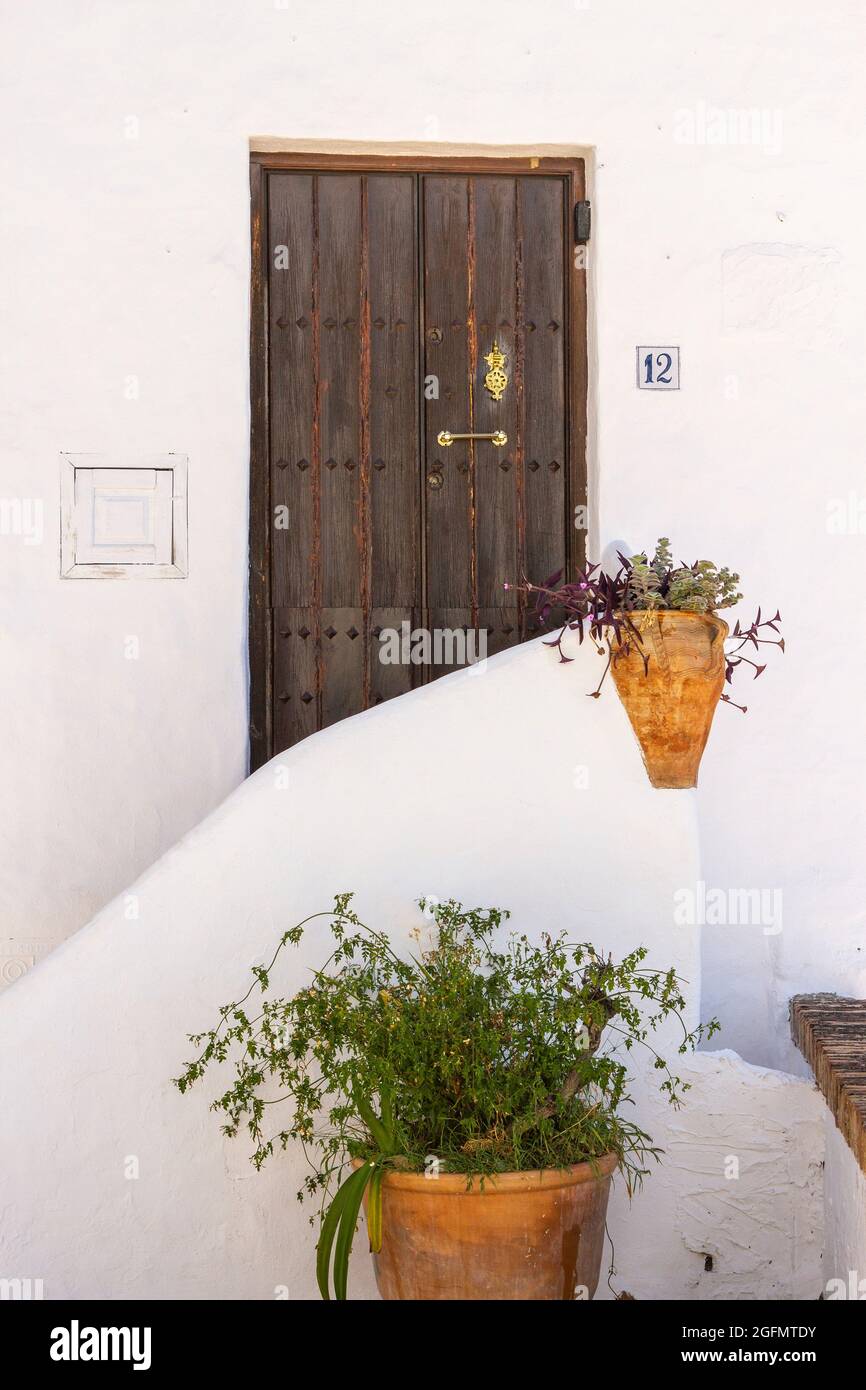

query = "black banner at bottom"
[3, 1296, 856, 1376]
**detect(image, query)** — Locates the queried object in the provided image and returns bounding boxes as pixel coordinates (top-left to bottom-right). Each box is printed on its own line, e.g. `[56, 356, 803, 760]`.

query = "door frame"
[248, 151, 588, 771]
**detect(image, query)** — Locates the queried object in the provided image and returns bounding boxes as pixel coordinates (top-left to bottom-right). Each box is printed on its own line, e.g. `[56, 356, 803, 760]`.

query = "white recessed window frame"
[60, 454, 188, 578]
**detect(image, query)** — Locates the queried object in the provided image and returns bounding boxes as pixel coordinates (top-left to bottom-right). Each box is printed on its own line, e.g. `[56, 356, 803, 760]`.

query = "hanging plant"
[507, 539, 783, 786]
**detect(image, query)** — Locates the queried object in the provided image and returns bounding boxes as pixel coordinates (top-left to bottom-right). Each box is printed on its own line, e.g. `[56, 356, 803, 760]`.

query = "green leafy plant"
[175, 895, 718, 1300]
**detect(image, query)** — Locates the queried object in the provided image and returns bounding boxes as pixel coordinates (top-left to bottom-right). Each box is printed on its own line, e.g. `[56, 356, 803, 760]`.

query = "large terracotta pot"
[610, 610, 728, 789]
[360, 1153, 618, 1301]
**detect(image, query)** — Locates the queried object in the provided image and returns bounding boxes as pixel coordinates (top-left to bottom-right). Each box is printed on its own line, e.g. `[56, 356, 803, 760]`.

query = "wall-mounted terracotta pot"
[610, 610, 728, 789]
[360, 1153, 617, 1300]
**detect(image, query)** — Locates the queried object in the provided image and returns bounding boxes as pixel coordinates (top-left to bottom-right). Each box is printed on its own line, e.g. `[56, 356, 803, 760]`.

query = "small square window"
[61, 455, 187, 578]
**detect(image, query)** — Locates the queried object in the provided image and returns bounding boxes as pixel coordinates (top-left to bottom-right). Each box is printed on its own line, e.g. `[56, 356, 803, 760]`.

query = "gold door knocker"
[483, 341, 508, 402]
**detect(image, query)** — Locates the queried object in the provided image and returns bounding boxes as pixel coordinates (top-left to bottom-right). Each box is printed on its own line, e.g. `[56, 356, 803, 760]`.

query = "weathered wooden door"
[249, 156, 587, 769]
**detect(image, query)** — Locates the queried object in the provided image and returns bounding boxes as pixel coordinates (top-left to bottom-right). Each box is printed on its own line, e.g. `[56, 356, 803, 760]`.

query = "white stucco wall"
[822, 1116, 866, 1299]
[2, 1, 864, 1070]
[601, 1050, 824, 1301]
[0, 639, 825, 1299]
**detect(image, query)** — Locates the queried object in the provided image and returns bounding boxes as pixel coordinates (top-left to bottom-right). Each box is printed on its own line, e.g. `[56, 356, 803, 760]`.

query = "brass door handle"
[436, 430, 507, 448]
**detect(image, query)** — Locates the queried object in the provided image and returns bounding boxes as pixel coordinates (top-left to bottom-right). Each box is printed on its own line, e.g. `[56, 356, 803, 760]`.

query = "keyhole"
[427, 470, 444, 490]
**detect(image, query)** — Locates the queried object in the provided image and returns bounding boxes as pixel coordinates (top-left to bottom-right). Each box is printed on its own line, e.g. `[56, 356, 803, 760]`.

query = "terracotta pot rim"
[618, 608, 729, 630]
[352, 1151, 618, 1193]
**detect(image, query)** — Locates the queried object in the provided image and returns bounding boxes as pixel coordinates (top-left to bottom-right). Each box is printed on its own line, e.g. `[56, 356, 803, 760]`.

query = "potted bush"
[509, 538, 783, 788]
[175, 895, 717, 1301]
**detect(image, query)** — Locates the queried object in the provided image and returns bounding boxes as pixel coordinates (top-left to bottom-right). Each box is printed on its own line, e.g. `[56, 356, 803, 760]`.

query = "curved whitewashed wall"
[0, 639, 823, 1299]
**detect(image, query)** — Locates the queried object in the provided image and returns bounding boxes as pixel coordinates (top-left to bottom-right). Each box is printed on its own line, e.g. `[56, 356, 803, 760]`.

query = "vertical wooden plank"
[521, 176, 568, 613]
[269, 173, 316, 609]
[367, 173, 419, 704]
[248, 159, 272, 770]
[466, 178, 478, 628]
[316, 176, 365, 723]
[359, 175, 372, 709]
[514, 176, 527, 637]
[569, 159, 589, 580]
[423, 176, 473, 676]
[423, 176, 473, 611]
[368, 175, 419, 609]
[268, 173, 324, 749]
[319, 175, 362, 607]
[473, 176, 519, 608]
[471, 176, 521, 659]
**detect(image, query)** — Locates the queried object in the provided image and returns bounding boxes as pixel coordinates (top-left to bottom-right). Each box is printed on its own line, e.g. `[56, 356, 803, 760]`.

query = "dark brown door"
[249, 157, 587, 768]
